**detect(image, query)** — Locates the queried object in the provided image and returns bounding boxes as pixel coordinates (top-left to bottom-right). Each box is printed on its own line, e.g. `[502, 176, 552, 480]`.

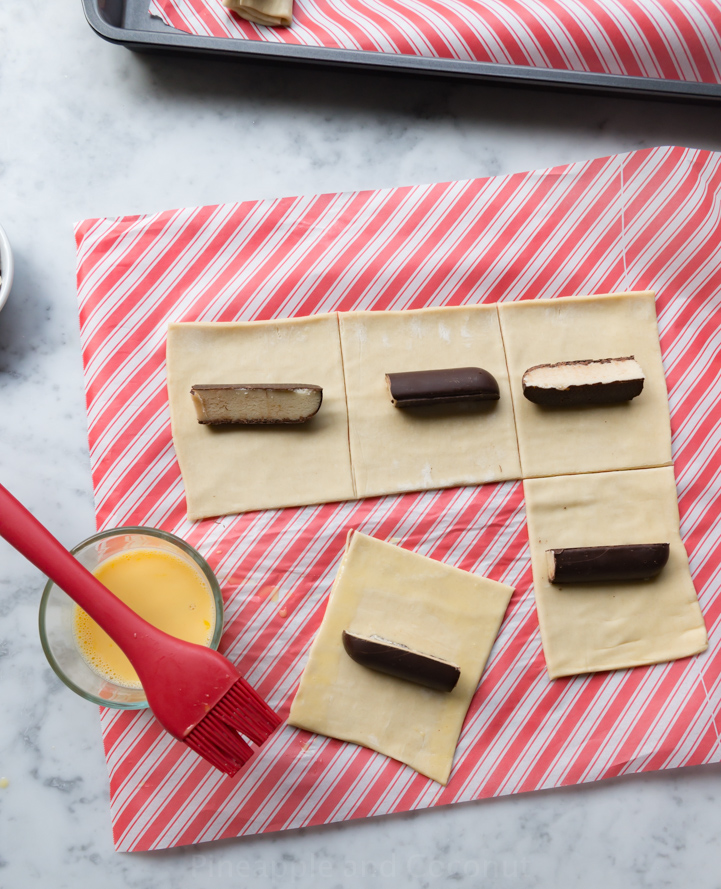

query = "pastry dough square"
[288, 531, 514, 784]
[166, 316, 355, 519]
[498, 292, 672, 478]
[339, 306, 521, 499]
[524, 467, 707, 679]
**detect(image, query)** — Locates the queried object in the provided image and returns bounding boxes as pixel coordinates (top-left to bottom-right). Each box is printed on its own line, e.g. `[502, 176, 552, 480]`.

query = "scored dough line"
[495, 302, 524, 477]
[335, 311, 358, 499]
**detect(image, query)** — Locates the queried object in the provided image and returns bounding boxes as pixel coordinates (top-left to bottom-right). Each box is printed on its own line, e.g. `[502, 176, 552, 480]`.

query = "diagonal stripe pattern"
[74, 146, 721, 851]
[149, 0, 721, 83]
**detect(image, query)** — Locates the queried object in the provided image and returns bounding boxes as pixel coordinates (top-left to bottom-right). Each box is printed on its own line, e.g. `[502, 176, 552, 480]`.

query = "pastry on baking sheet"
[498, 291, 672, 479]
[223, 0, 293, 26]
[288, 531, 514, 784]
[166, 315, 355, 519]
[524, 467, 707, 679]
[339, 305, 521, 499]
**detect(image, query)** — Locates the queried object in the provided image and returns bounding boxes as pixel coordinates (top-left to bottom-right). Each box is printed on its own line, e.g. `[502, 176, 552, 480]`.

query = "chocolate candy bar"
[190, 384, 322, 425]
[546, 543, 670, 584]
[342, 631, 461, 692]
[522, 356, 645, 406]
[385, 367, 500, 408]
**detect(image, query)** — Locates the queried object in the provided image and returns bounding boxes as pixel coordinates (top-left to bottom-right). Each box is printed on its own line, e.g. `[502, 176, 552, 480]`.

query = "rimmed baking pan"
[85, 0, 721, 100]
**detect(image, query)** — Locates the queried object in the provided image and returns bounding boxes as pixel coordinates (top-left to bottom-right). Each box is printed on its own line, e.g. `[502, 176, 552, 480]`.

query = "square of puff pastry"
[339, 305, 521, 499]
[498, 291, 672, 479]
[288, 531, 514, 784]
[524, 466, 707, 679]
[166, 315, 355, 519]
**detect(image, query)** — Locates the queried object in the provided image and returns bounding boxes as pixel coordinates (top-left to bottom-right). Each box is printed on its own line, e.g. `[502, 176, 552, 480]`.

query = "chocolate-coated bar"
[385, 367, 500, 408]
[190, 384, 322, 425]
[546, 543, 670, 584]
[522, 356, 645, 406]
[342, 631, 461, 692]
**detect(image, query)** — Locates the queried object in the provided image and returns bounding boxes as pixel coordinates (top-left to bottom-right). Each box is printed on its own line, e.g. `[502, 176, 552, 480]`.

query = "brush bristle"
[184, 676, 282, 776]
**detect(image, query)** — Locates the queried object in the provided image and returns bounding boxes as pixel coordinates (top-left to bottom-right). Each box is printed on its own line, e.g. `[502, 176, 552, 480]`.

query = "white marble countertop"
[1, 3, 721, 887]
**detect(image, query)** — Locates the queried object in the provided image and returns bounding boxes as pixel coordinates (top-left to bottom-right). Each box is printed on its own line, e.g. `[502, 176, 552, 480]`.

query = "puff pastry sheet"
[339, 306, 521, 498]
[223, 0, 293, 26]
[288, 531, 514, 784]
[166, 316, 355, 519]
[524, 467, 707, 679]
[168, 293, 674, 519]
[498, 292, 672, 478]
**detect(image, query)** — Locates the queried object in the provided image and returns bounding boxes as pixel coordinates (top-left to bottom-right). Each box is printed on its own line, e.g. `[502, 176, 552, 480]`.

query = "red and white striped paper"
[74, 145, 721, 852]
[149, 0, 721, 82]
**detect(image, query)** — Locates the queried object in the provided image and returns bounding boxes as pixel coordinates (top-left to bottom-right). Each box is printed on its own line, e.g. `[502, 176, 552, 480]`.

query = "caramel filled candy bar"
[342, 630, 461, 692]
[546, 543, 670, 584]
[522, 356, 645, 406]
[190, 384, 323, 425]
[385, 367, 500, 408]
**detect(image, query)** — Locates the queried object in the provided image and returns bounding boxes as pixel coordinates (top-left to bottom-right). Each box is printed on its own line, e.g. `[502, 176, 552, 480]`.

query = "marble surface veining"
[1, 2, 721, 887]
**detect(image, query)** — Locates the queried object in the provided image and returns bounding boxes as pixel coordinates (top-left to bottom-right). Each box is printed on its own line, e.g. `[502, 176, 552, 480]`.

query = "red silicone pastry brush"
[0, 483, 281, 776]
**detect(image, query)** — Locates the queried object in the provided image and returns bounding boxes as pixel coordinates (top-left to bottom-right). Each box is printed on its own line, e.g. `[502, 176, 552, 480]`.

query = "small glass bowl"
[38, 527, 224, 710]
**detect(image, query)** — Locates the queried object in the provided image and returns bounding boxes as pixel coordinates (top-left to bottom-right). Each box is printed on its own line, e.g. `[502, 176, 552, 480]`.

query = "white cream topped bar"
[190, 384, 323, 425]
[522, 356, 645, 406]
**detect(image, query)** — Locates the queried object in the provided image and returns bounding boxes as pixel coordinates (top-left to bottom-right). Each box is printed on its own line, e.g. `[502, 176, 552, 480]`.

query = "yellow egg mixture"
[74, 548, 216, 688]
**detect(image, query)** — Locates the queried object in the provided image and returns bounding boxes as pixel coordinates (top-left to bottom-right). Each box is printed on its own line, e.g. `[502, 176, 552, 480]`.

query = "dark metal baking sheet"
[84, 0, 721, 100]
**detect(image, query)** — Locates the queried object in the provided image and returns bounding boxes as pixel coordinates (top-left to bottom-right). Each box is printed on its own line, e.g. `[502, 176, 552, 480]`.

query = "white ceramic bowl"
[0, 222, 13, 313]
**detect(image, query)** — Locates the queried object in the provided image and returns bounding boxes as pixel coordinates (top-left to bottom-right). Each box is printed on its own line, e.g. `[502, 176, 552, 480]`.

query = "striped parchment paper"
[74, 146, 721, 851]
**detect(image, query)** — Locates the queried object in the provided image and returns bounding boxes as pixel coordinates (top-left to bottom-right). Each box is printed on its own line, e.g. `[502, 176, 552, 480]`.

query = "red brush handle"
[0, 482, 167, 665]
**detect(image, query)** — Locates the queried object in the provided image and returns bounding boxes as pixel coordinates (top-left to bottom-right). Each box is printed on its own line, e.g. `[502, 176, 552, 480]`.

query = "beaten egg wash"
[73, 548, 216, 689]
